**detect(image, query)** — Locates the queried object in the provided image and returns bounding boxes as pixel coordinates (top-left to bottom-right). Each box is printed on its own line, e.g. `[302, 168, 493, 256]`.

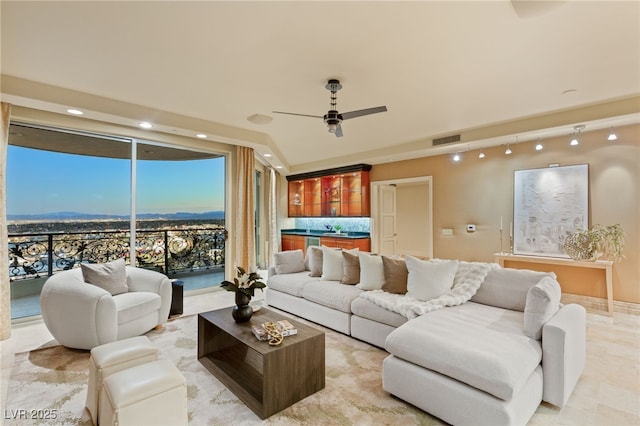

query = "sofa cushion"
[114, 291, 161, 325]
[267, 271, 319, 297]
[351, 296, 408, 328]
[471, 267, 556, 311]
[382, 256, 408, 294]
[356, 252, 385, 291]
[385, 302, 542, 401]
[321, 247, 358, 281]
[307, 246, 323, 277]
[321, 246, 343, 281]
[81, 259, 129, 296]
[301, 281, 363, 313]
[406, 256, 458, 301]
[274, 250, 306, 275]
[341, 251, 360, 285]
[524, 276, 562, 340]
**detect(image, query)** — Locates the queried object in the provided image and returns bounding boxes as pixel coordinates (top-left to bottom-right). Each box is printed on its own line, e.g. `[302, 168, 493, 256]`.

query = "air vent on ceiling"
[432, 134, 461, 146]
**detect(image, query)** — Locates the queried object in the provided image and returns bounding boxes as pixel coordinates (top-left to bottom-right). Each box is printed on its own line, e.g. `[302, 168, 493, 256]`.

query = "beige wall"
[371, 124, 640, 304]
[396, 183, 430, 257]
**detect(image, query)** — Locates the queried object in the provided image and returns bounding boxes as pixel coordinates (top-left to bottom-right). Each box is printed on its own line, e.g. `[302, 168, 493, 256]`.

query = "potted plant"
[563, 224, 625, 262]
[334, 225, 342, 234]
[221, 266, 266, 322]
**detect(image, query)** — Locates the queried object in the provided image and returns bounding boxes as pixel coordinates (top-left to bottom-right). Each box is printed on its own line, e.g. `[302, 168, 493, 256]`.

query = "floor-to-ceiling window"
[7, 123, 226, 319]
[255, 169, 263, 268]
[135, 141, 226, 291]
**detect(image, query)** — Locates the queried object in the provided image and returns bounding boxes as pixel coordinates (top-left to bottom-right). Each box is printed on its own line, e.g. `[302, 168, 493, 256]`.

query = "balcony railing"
[8, 227, 227, 280]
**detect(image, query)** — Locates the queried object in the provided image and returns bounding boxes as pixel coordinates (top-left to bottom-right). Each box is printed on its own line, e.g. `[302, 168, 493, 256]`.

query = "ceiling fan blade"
[335, 124, 343, 138]
[341, 106, 387, 120]
[272, 111, 323, 119]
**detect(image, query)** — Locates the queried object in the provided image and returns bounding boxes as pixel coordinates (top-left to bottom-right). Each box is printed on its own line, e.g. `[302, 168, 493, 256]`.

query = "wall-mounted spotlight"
[478, 152, 486, 159]
[452, 153, 461, 162]
[505, 145, 512, 155]
[607, 127, 618, 141]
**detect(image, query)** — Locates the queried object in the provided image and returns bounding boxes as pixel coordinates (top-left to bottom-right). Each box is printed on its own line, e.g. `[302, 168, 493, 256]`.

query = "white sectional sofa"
[266, 247, 586, 425]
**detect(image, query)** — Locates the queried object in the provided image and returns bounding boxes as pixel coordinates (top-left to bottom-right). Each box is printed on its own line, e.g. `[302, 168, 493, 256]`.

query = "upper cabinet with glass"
[287, 164, 371, 217]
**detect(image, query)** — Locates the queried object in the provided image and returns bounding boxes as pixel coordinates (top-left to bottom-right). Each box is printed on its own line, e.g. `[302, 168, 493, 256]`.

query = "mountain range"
[7, 211, 225, 221]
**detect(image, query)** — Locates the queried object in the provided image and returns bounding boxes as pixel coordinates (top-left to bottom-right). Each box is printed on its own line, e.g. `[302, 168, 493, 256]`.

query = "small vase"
[232, 291, 253, 323]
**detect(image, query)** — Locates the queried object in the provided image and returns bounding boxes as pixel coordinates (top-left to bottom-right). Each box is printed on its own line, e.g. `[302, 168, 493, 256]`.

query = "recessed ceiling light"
[67, 109, 83, 115]
[264, 154, 272, 158]
[139, 122, 152, 129]
[275, 166, 282, 169]
[196, 133, 207, 139]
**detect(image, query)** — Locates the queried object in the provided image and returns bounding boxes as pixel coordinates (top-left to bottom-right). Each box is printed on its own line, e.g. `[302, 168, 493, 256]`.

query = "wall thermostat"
[466, 224, 476, 232]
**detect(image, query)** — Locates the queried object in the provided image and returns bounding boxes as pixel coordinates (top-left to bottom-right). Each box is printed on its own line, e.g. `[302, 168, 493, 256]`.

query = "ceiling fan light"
[327, 123, 338, 133]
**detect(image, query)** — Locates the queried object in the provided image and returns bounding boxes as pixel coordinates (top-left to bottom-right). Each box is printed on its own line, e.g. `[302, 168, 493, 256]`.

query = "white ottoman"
[86, 336, 158, 425]
[99, 359, 188, 426]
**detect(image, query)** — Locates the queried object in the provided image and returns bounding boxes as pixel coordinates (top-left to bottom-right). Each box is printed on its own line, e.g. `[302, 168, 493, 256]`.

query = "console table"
[494, 253, 614, 315]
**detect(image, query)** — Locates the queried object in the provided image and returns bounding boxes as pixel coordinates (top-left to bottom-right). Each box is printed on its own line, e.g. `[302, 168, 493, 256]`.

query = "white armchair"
[40, 266, 172, 350]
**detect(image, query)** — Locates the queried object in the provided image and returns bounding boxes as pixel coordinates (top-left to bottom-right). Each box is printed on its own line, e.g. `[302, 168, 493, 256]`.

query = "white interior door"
[380, 184, 397, 255]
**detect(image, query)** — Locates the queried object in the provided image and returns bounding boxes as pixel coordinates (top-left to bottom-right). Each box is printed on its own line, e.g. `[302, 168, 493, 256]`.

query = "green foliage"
[563, 224, 626, 262]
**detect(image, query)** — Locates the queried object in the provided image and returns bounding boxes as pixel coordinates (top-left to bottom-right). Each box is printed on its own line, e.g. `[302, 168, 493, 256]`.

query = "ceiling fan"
[272, 79, 387, 137]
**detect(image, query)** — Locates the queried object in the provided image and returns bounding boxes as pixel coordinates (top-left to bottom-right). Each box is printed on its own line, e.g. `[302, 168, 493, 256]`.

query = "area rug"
[6, 313, 443, 425]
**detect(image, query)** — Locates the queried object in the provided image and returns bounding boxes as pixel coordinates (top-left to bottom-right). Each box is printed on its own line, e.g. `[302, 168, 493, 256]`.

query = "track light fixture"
[505, 144, 512, 155]
[478, 152, 486, 159]
[607, 127, 618, 141]
[570, 124, 585, 146]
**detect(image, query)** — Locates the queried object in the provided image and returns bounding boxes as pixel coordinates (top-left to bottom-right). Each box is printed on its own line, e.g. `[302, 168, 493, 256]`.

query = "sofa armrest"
[268, 266, 277, 277]
[125, 267, 172, 323]
[541, 303, 586, 407]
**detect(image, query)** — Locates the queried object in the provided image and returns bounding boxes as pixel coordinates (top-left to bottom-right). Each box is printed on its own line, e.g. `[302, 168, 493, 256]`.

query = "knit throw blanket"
[359, 260, 499, 319]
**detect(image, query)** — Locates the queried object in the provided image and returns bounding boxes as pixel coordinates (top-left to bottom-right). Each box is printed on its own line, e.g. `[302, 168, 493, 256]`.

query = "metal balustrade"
[8, 227, 227, 281]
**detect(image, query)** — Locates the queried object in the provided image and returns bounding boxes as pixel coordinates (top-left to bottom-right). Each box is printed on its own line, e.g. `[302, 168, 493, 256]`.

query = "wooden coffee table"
[197, 307, 325, 419]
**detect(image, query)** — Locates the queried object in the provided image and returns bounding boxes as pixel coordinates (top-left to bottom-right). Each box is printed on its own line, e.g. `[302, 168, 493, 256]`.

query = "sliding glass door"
[7, 123, 226, 319]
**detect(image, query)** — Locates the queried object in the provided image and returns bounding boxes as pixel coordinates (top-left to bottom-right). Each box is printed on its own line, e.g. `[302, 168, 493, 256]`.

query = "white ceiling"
[1, 1, 639, 174]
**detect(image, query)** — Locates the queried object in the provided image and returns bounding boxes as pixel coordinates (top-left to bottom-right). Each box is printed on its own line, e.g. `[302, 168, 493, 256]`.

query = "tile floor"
[1, 291, 639, 425]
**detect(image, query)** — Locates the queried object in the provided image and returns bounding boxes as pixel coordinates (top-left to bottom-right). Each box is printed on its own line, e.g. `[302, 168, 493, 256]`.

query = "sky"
[7, 146, 225, 216]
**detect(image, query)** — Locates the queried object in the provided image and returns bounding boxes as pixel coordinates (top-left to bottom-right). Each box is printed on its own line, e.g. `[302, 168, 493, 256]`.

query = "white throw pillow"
[274, 249, 306, 274]
[321, 246, 358, 281]
[406, 256, 459, 301]
[81, 258, 128, 295]
[356, 252, 385, 290]
[524, 276, 562, 340]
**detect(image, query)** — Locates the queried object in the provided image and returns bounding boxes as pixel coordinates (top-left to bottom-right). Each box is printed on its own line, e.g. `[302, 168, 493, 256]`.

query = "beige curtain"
[234, 146, 256, 270]
[1, 103, 12, 341]
[267, 167, 281, 267]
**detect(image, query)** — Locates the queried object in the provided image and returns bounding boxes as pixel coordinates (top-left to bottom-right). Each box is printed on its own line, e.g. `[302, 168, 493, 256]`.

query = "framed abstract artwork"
[513, 164, 589, 258]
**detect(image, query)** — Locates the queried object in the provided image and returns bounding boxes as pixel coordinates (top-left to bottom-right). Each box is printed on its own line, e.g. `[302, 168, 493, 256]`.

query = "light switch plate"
[442, 228, 454, 236]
